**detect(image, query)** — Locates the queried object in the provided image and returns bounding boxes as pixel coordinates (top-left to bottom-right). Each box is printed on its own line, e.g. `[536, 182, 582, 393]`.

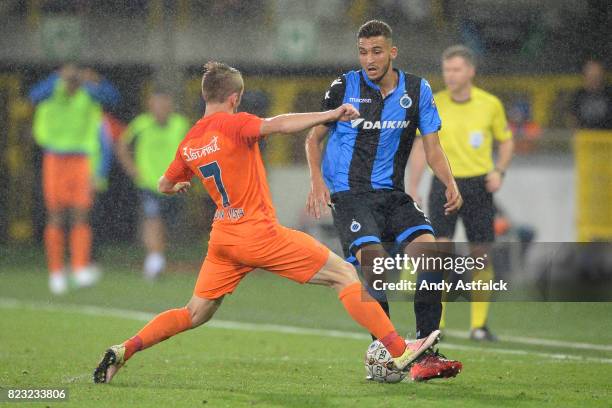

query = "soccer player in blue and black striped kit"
[305, 20, 463, 381]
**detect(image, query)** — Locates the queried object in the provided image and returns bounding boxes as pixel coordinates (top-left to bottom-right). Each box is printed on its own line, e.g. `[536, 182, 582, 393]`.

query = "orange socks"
[44, 225, 65, 273]
[123, 308, 192, 361]
[70, 222, 92, 270]
[44, 222, 93, 273]
[122, 286, 403, 362]
[338, 282, 406, 357]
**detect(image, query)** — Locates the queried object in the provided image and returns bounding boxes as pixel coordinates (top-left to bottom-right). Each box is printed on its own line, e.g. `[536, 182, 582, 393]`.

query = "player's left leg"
[42, 153, 68, 294]
[258, 226, 439, 371]
[388, 191, 462, 380]
[69, 206, 99, 288]
[307, 250, 439, 370]
[404, 234, 462, 381]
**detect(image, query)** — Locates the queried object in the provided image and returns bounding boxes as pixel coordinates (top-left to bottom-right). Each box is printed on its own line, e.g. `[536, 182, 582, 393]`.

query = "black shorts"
[428, 176, 494, 243]
[330, 189, 434, 262]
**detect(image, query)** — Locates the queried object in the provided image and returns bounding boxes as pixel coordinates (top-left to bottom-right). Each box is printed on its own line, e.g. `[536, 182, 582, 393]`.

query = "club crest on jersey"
[350, 220, 362, 232]
[183, 136, 220, 162]
[399, 94, 413, 109]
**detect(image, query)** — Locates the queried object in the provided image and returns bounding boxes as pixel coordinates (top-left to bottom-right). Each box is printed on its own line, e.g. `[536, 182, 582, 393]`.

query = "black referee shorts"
[428, 175, 494, 243]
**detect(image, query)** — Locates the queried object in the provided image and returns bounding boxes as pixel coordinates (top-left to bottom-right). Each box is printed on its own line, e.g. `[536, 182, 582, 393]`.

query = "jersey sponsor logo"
[330, 78, 343, 87]
[399, 94, 413, 109]
[349, 97, 372, 103]
[183, 136, 220, 162]
[325, 91, 331, 99]
[350, 119, 411, 129]
[350, 219, 361, 232]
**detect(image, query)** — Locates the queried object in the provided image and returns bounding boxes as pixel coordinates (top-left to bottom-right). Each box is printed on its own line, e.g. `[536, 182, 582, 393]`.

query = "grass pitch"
[1, 246, 611, 407]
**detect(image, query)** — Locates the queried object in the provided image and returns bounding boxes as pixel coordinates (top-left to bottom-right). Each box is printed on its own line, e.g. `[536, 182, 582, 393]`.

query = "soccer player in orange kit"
[93, 61, 440, 384]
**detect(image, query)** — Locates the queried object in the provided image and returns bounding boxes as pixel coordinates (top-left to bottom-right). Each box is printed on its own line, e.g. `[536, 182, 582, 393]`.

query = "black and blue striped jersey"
[321, 69, 441, 194]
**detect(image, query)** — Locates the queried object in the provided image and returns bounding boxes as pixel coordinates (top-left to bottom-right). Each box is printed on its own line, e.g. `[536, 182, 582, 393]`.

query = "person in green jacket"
[117, 90, 190, 279]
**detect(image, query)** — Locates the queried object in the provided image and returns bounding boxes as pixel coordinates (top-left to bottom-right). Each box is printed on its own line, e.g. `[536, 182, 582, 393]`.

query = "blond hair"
[201, 61, 244, 103]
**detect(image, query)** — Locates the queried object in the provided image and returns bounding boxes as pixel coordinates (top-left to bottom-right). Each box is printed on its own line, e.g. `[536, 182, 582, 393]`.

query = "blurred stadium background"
[0, 0, 610, 250]
[0, 2, 611, 406]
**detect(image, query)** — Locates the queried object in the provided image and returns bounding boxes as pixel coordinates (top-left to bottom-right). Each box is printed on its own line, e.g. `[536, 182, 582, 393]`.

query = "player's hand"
[173, 181, 191, 194]
[307, 177, 331, 219]
[444, 182, 462, 215]
[332, 104, 360, 122]
[485, 170, 503, 193]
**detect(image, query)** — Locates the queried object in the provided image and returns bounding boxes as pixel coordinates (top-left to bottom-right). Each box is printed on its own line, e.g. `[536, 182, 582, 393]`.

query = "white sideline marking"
[442, 329, 612, 352]
[1, 297, 611, 364]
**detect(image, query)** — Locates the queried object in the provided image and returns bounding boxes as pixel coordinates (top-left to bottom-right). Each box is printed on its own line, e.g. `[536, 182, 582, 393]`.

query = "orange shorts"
[194, 225, 330, 299]
[43, 153, 93, 211]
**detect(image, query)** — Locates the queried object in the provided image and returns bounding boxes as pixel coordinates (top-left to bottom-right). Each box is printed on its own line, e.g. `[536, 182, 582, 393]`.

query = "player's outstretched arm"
[158, 176, 191, 196]
[421, 132, 463, 215]
[260, 104, 359, 136]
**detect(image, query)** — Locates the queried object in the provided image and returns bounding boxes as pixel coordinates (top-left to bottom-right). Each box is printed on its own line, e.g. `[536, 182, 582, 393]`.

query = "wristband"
[494, 167, 506, 177]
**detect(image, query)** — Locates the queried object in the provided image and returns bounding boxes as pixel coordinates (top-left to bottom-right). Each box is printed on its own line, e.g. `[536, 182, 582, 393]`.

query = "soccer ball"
[364, 340, 407, 383]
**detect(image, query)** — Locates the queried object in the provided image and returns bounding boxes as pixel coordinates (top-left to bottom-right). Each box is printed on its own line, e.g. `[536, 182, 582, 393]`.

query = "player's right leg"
[45, 210, 67, 294]
[42, 153, 68, 294]
[329, 192, 391, 318]
[94, 244, 248, 384]
[93, 295, 223, 384]
[307, 250, 439, 371]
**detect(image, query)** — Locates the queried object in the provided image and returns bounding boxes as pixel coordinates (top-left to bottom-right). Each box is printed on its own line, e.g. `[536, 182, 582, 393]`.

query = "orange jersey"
[164, 111, 278, 244]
